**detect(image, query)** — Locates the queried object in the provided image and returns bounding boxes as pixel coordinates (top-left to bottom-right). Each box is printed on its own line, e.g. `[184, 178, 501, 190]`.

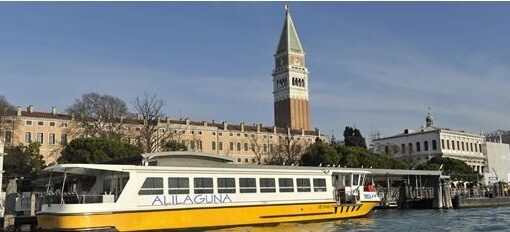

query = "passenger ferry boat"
[37, 153, 380, 231]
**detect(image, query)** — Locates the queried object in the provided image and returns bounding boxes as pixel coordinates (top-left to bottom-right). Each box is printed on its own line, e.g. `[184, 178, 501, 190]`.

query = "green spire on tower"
[276, 5, 304, 54]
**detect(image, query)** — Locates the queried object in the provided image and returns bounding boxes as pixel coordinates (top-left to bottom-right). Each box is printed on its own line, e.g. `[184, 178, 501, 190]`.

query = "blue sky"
[1, 2, 510, 141]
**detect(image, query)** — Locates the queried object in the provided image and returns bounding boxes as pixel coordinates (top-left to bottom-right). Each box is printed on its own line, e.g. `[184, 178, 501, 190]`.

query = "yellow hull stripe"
[38, 202, 378, 231]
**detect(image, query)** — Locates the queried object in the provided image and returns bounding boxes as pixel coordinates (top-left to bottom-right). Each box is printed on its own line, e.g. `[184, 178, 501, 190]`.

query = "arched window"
[416, 142, 421, 152]
[432, 140, 437, 150]
[424, 141, 429, 151]
[408, 143, 413, 153]
[384, 146, 389, 154]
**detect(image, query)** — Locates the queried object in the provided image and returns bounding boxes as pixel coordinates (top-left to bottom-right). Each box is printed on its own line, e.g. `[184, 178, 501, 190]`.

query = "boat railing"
[41, 192, 114, 205]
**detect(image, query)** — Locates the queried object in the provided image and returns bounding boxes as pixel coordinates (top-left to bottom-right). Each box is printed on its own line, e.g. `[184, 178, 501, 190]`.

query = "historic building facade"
[1, 105, 323, 164]
[373, 113, 486, 173]
[272, 7, 310, 130]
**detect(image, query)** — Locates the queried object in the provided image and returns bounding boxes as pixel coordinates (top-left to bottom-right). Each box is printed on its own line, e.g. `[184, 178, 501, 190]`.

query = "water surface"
[210, 206, 510, 232]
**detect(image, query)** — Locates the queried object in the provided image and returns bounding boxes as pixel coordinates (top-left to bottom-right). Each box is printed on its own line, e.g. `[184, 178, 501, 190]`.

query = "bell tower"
[272, 6, 310, 130]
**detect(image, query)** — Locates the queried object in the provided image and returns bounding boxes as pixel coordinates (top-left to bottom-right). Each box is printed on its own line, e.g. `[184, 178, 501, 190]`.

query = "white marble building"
[373, 113, 485, 172]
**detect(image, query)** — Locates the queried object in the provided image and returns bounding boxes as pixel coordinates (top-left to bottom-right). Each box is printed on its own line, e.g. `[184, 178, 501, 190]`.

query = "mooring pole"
[4, 179, 17, 232]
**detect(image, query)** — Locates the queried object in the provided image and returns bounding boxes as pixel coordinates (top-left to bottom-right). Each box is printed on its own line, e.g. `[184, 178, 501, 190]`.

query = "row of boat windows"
[138, 177, 328, 195]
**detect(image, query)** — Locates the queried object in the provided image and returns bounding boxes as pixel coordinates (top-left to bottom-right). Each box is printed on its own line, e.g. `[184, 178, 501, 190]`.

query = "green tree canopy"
[4, 143, 46, 179]
[343, 126, 367, 148]
[58, 138, 140, 164]
[162, 140, 188, 152]
[416, 157, 481, 182]
[300, 139, 410, 169]
[301, 139, 339, 166]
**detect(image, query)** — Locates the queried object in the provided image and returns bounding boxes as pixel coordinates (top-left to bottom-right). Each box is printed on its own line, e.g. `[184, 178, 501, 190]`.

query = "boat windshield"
[42, 166, 129, 205]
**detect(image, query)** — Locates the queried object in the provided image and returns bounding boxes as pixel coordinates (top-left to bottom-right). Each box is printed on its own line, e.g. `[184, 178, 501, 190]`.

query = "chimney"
[222, 121, 228, 130]
[241, 122, 245, 132]
[256, 124, 261, 133]
[51, 106, 57, 115]
[16, 106, 22, 116]
[273, 125, 277, 134]
[27, 105, 33, 113]
[315, 128, 321, 136]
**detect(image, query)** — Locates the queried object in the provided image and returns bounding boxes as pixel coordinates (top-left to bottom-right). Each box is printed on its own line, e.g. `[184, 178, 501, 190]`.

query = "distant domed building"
[372, 112, 485, 172]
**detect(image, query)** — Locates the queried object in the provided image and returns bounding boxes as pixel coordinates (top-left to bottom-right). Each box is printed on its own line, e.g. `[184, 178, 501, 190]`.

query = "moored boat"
[37, 155, 380, 231]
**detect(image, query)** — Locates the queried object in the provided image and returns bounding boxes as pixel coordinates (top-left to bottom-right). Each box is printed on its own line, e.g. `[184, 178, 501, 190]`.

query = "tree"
[58, 137, 140, 164]
[249, 134, 269, 164]
[4, 143, 46, 179]
[301, 138, 339, 166]
[134, 93, 174, 153]
[416, 157, 481, 183]
[162, 140, 188, 151]
[268, 135, 307, 165]
[0, 95, 15, 141]
[67, 92, 129, 140]
[343, 126, 367, 148]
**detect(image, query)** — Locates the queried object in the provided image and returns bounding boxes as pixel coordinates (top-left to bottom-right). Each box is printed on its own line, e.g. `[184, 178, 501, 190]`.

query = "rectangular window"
[479, 144, 482, 153]
[61, 134, 68, 144]
[49, 133, 56, 145]
[38, 121, 44, 126]
[452, 140, 455, 150]
[269, 144, 274, 152]
[470, 143, 473, 152]
[263, 144, 267, 153]
[237, 142, 241, 151]
[49, 122, 56, 127]
[244, 143, 248, 151]
[37, 133, 43, 143]
[190, 141, 195, 150]
[461, 142, 465, 151]
[259, 178, 276, 193]
[61, 122, 68, 127]
[217, 178, 236, 193]
[447, 140, 450, 149]
[416, 142, 421, 152]
[424, 141, 429, 151]
[297, 178, 311, 192]
[352, 174, 360, 185]
[219, 142, 223, 150]
[212, 141, 216, 150]
[278, 178, 294, 192]
[230, 142, 234, 151]
[432, 140, 437, 150]
[313, 178, 327, 192]
[26, 120, 32, 126]
[194, 178, 213, 194]
[25, 132, 31, 143]
[239, 178, 256, 193]
[168, 177, 189, 194]
[5, 131, 12, 143]
[457, 141, 460, 151]
[139, 177, 163, 195]
[441, 139, 445, 149]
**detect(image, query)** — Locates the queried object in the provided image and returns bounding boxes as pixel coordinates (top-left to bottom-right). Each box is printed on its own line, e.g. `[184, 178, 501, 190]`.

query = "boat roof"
[44, 163, 371, 175]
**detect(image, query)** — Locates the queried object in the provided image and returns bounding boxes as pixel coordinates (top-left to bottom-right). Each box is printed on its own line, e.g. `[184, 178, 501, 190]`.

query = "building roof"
[141, 151, 234, 163]
[276, 6, 304, 54]
[374, 125, 483, 141]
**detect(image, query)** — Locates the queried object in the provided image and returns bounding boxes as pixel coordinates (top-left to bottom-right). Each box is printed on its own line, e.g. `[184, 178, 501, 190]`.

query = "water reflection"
[208, 207, 510, 232]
